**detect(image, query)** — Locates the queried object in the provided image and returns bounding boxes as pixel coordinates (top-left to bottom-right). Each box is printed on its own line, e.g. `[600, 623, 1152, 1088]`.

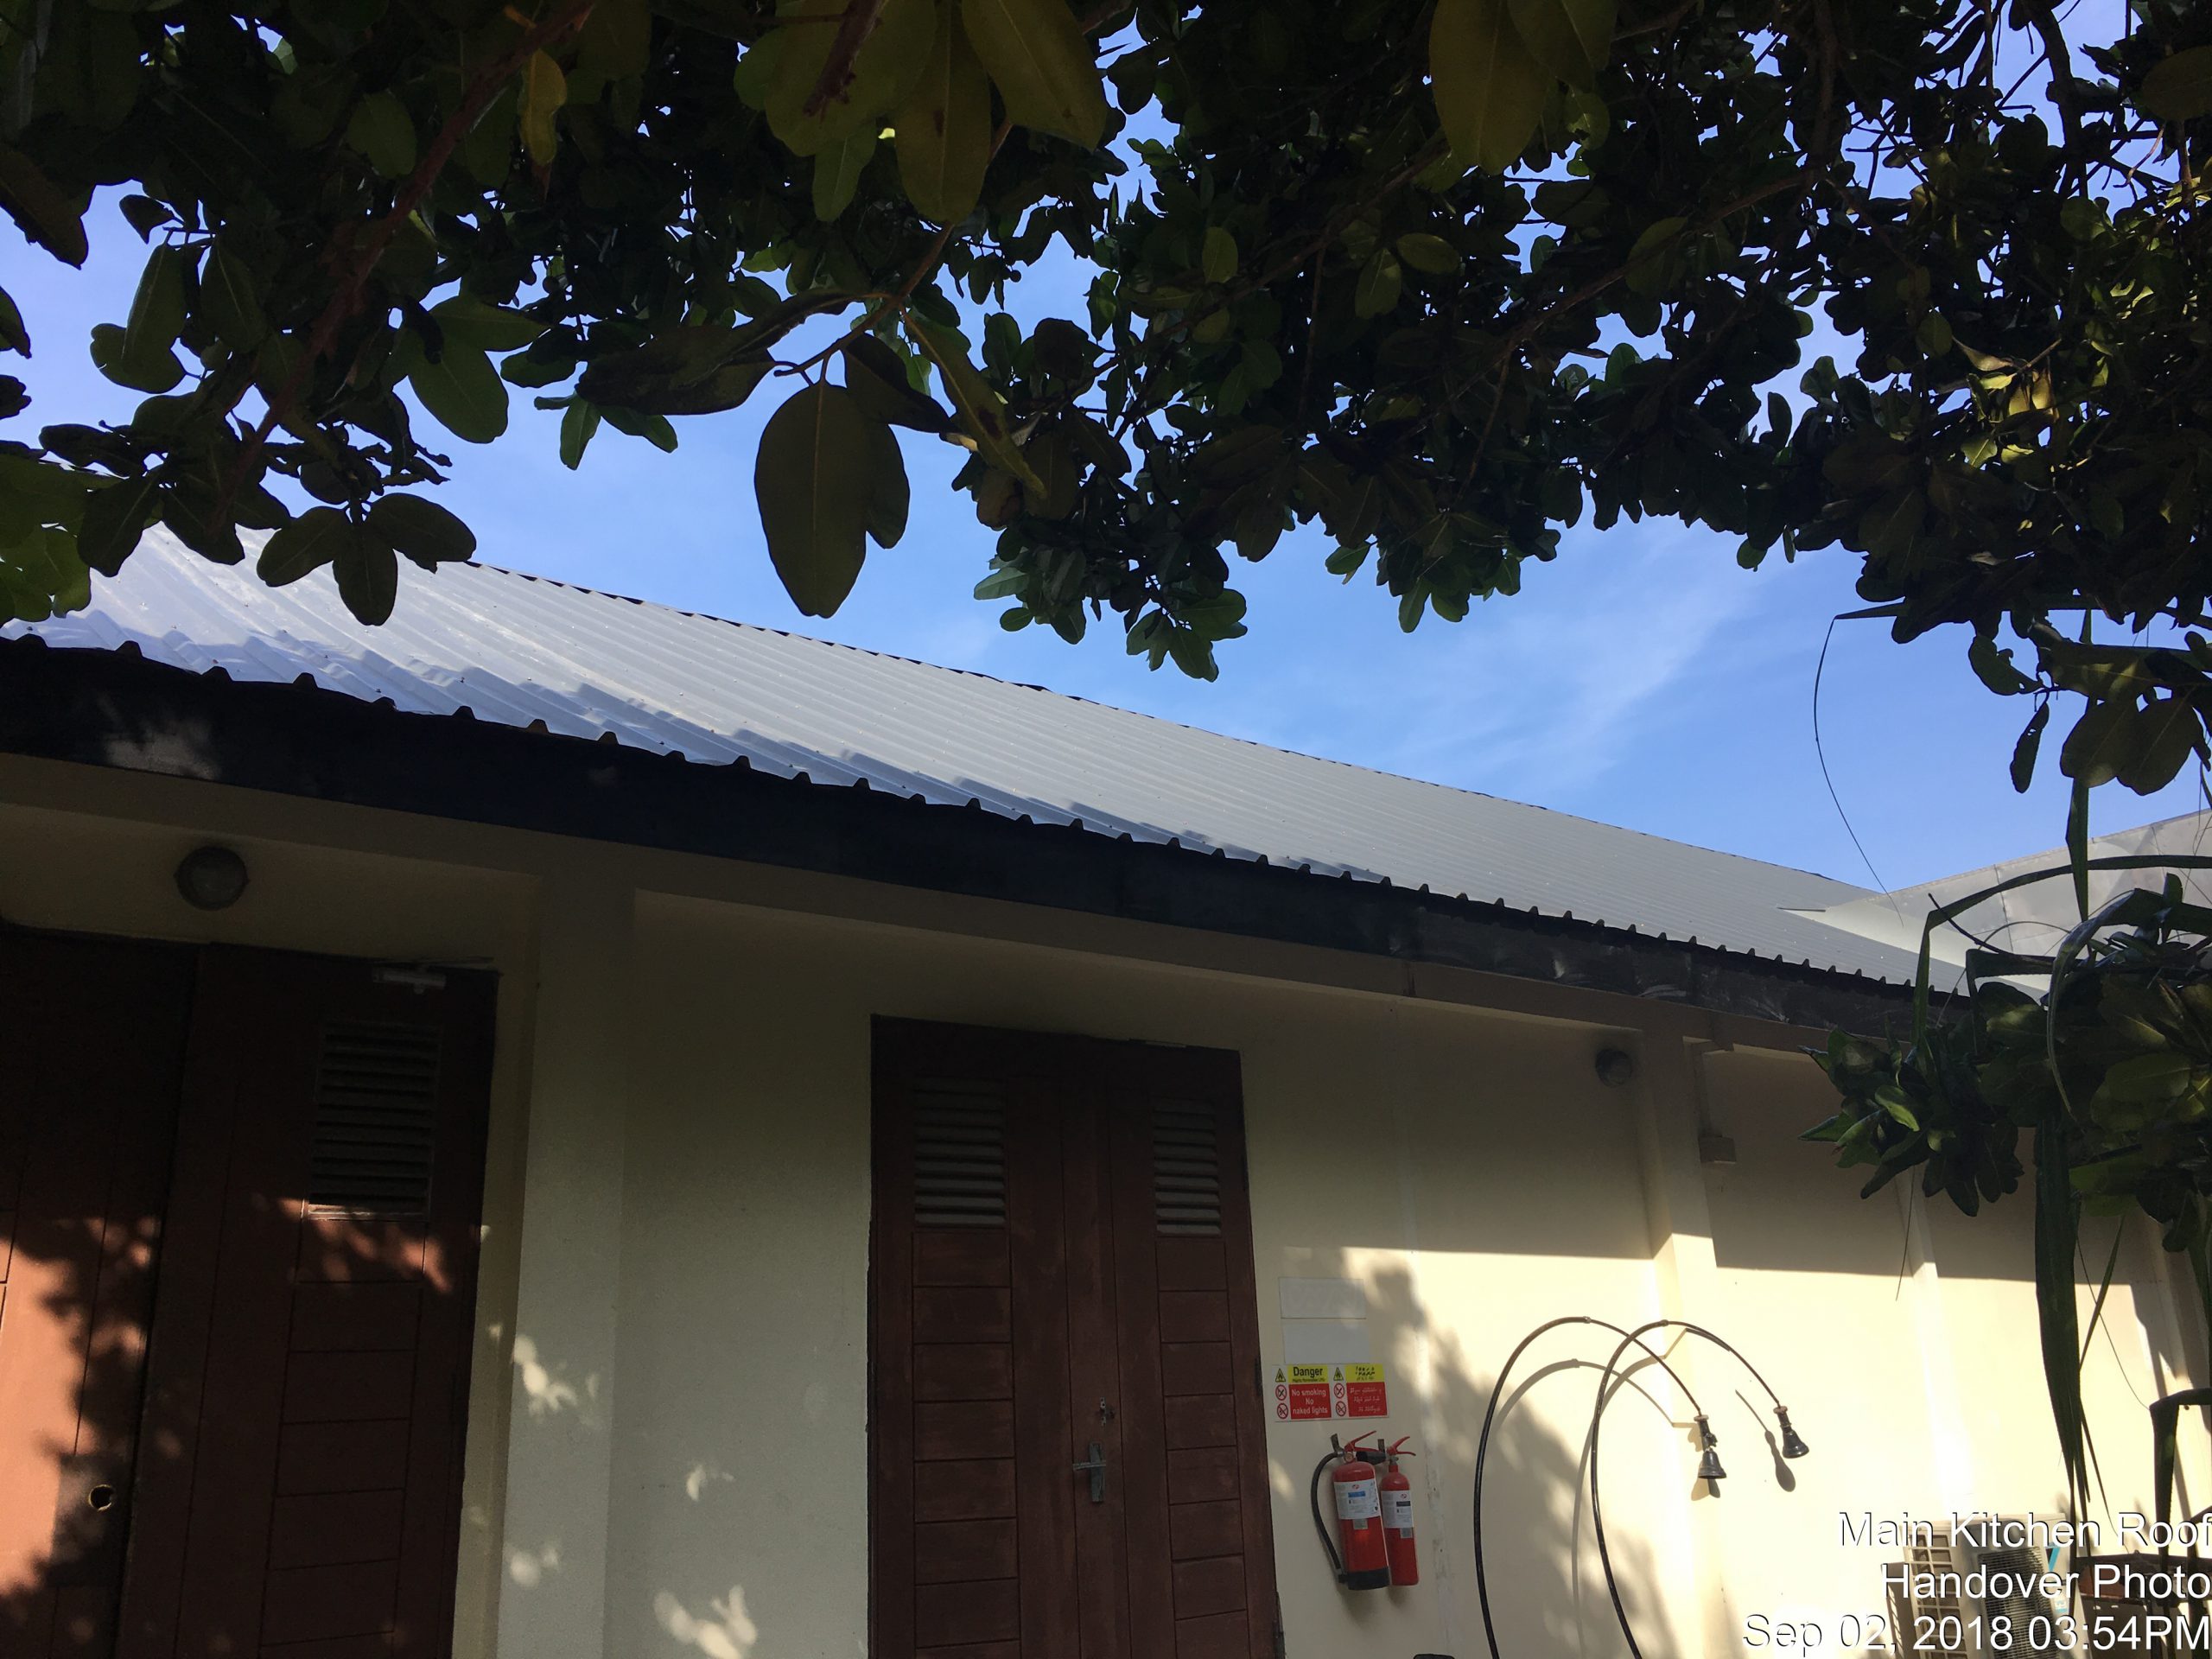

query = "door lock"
[1073, 1441, 1107, 1503]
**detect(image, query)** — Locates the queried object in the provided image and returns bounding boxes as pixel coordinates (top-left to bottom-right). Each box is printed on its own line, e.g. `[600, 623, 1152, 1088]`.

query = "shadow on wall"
[1294, 1260, 1696, 1659]
[0, 1173, 476, 1648]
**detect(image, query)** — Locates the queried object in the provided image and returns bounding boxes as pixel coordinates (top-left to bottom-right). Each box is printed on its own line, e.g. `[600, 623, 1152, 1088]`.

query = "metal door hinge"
[1272, 1622, 1286, 1659]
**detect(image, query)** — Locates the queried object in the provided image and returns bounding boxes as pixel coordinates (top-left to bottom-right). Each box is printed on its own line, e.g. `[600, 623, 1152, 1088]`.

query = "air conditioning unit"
[1885, 1519, 2069, 1658]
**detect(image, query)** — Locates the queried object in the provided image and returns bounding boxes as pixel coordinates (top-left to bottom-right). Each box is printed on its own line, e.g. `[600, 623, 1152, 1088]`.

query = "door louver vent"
[308, 1020, 442, 1214]
[1154, 1103, 1222, 1236]
[913, 1086, 1006, 1228]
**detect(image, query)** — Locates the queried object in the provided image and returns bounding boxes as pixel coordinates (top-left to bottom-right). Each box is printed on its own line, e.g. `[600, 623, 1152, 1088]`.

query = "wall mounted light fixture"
[174, 844, 249, 911]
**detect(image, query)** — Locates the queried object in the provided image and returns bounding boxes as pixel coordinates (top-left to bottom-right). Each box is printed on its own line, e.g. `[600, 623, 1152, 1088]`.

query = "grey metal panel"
[10, 531, 1929, 982]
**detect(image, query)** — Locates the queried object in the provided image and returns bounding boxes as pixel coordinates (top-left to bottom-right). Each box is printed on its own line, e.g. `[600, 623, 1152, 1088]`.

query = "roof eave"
[0, 634, 1916, 1036]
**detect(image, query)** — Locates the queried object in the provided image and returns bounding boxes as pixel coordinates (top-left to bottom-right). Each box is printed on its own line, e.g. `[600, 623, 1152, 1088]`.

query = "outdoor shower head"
[1694, 1415, 1726, 1491]
[1776, 1407, 1809, 1460]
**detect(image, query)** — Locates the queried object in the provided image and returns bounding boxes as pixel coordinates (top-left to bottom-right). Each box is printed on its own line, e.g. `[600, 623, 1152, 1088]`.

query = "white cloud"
[1207, 524, 1783, 804]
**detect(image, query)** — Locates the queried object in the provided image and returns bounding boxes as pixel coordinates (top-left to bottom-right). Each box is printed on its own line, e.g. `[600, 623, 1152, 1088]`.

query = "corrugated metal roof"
[10, 531, 1932, 983]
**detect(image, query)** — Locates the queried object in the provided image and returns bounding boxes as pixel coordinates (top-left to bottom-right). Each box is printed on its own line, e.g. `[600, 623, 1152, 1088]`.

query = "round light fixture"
[175, 844, 249, 911]
[1595, 1046, 1637, 1087]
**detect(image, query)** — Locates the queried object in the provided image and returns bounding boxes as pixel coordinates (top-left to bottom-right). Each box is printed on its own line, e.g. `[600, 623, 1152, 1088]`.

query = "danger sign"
[1277, 1364, 1332, 1421]
[1274, 1361, 1388, 1420]
[1344, 1363, 1388, 1418]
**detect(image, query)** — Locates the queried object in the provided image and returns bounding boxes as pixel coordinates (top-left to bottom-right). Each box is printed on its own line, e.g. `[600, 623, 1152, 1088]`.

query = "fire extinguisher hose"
[1308, 1443, 1345, 1583]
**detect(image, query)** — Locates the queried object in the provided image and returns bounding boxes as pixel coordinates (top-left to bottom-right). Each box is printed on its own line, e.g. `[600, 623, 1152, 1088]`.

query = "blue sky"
[8, 180, 2199, 894]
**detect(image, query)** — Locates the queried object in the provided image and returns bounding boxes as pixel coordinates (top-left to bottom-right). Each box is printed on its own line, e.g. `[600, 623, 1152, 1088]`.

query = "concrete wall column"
[492, 877, 636, 1659]
[1630, 1035, 1741, 1656]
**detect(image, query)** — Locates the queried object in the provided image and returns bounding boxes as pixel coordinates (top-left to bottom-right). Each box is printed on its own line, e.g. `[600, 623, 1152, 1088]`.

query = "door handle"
[1073, 1441, 1107, 1503]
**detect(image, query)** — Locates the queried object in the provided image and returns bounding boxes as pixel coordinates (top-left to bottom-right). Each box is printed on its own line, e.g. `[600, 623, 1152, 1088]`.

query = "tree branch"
[802, 0, 890, 116]
[2018, 0, 2085, 185]
[217, 0, 598, 524]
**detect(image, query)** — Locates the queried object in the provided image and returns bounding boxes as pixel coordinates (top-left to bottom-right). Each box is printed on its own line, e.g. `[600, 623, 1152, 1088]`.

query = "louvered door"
[117, 947, 495, 1659]
[1106, 1086, 1274, 1659]
[871, 1023, 1275, 1659]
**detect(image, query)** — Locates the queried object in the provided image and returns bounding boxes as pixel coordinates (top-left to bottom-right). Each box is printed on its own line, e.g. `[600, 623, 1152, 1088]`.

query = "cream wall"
[3, 753, 2205, 1659]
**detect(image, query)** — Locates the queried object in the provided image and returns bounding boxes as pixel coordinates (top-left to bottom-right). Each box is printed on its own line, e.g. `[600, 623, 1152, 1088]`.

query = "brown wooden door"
[870, 1021, 1276, 1659]
[117, 947, 495, 1659]
[0, 934, 194, 1659]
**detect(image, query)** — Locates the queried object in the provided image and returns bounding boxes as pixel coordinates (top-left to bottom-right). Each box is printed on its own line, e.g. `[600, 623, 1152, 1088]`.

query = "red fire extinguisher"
[1381, 1437, 1420, 1586]
[1319, 1433, 1391, 1591]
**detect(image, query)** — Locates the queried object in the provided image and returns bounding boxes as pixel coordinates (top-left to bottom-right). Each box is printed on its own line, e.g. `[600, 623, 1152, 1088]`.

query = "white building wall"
[2, 759, 2202, 1659]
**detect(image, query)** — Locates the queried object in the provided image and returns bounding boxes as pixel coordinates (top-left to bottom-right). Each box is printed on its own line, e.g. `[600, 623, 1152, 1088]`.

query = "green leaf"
[462, 81, 518, 186]
[2058, 698, 2142, 789]
[1429, 0, 1547, 174]
[864, 419, 910, 547]
[43, 7, 143, 130]
[410, 344, 510, 443]
[346, 91, 419, 179]
[2010, 702, 2050, 793]
[601, 404, 680, 450]
[431, 294, 546, 353]
[813, 126, 877, 221]
[1022, 425, 1078, 520]
[271, 62, 357, 147]
[1872, 1084, 1921, 1131]
[1354, 250, 1402, 317]
[843, 332, 952, 433]
[577, 0, 653, 81]
[627, 358, 773, 417]
[0, 285, 27, 356]
[754, 382, 883, 618]
[765, 0, 935, 156]
[2141, 45, 2212, 124]
[76, 474, 162, 577]
[2094, 1051, 2198, 1110]
[1202, 226, 1237, 283]
[577, 320, 804, 412]
[1624, 215, 1686, 296]
[335, 524, 400, 625]
[200, 241, 268, 351]
[1395, 232, 1460, 275]
[257, 506, 354, 587]
[124, 244, 188, 365]
[2122, 695, 2202, 794]
[1967, 631, 2035, 696]
[734, 28, 790, 111]
[1505, 0, 1614, 87]
[561, 400, 602, 468]
[519, 51, 567, 168]
[895, 2, 992, 224]
[0, 141, 88, 266]
[91, 321, 181, 394]
[962, 0, 1109, 148]
[367, 493, 476, 569]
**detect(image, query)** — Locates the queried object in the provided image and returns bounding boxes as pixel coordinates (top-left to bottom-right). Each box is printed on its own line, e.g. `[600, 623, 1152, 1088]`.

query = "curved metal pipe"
[1470, 1316, 1705, 1659]
[1474, 1316, 1800, 1659]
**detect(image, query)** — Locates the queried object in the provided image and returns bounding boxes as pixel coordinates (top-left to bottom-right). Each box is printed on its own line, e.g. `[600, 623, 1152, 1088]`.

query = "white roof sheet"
[13, 531, 1934, 982]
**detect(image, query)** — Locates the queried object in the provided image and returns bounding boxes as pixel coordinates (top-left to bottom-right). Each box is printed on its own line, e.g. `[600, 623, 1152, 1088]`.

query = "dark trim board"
[0, 634, 1916, 1035]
